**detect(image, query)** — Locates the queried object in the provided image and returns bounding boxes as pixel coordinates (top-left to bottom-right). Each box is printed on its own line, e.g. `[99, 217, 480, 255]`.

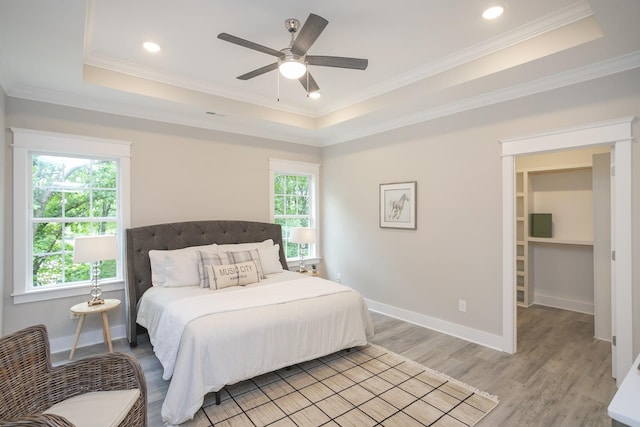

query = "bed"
[125, 220, 374, 425]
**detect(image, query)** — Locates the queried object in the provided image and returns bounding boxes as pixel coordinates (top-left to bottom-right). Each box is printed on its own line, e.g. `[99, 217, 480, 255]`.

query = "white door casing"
[500, 117, 636, 386]
[592, 153, 612, 342]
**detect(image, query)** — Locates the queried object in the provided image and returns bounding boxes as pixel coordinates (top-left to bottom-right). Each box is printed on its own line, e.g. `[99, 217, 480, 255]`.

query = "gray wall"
[2, 67, 640, 357]
[3, 98, 321, 350]
[321, 68, 640, 349]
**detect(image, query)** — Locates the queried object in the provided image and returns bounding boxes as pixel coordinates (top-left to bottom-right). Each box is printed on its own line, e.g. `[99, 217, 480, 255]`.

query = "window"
[269, 159, 319, 262]
[12, 128, 131, 303]
[32, 156, 118, 287]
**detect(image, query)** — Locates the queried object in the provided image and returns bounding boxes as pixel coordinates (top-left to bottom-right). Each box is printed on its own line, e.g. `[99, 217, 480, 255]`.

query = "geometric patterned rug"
[185, 344, 499, 426]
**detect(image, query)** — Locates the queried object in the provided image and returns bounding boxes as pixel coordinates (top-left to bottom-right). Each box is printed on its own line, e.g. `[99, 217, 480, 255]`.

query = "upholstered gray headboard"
[125, 220, 288, 346]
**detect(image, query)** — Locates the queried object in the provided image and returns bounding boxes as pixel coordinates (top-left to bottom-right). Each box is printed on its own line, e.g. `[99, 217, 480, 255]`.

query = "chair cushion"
[43, 389, 140, 427]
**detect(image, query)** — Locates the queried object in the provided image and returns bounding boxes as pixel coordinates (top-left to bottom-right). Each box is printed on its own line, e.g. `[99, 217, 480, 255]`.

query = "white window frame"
[269, 158, 320, 264]
[12, 128, 131, 304]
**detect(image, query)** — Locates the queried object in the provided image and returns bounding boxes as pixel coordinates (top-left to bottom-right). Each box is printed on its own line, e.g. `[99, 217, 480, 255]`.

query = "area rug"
[188, 344, 499, 426]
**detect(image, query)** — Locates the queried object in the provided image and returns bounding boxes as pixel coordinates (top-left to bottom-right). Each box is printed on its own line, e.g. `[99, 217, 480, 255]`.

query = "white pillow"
[206, 261, 260, 290]
[218, 239, 274, 252]
[149, 244, 217, 287]
[258, 244, 284, 275]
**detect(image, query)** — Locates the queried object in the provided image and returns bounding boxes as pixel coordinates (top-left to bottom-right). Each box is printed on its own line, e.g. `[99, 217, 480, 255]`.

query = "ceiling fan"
[217, 13, 368, 97]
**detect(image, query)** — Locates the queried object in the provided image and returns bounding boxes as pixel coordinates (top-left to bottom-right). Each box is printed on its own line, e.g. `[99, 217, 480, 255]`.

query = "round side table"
[69, 298, 120, 360]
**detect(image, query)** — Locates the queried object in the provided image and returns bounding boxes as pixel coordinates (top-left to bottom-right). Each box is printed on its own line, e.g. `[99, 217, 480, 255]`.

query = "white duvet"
[137, 271, 374, 425]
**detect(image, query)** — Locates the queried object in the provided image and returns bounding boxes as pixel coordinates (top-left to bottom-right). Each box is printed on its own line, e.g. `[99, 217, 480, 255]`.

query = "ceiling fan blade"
[237, 63, 279, 80]
[306, 56, 368, 70]
[298, 72, 320, 93]
[291, 13, 328, 56]
[218, 33, 283, 57]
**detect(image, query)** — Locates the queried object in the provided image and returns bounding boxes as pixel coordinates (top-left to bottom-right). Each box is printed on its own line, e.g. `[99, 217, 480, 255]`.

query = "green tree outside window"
[273, 173, 311, 259]
[31, 155, 118, 288]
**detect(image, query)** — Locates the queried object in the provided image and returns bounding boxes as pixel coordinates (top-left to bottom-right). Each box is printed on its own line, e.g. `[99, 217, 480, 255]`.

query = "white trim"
[268, 158, 321, 260]
[533, 293, 594, 315]
[49, 323, 127, 354]
[366, 299, 505, 352]
[613, 139, 634, 384]
[83, 1, 593, 120]
[502, 155, 516, 353]
[8, 51, 639, 148]
[323, 52, 640, 146]
[500, 116, 636, 156]
[12, 281, 124, 305]
[500, 116, 636, 385]
[10, 127, 132, 156]
[11, 128, 132, 304]
[269, 158, 320, 175]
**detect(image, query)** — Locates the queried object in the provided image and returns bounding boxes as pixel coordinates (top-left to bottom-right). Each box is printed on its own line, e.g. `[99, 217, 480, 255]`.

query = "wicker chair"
[0, 324, 146, 427]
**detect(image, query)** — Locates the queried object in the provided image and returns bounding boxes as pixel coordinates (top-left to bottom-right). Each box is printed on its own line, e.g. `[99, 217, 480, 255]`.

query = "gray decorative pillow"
[225, 249, 266, 279]
[197, 249, 231, 287]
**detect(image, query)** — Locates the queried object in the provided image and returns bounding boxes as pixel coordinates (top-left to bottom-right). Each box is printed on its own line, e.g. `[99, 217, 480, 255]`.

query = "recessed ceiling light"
[308, 91, 321, 100]
[483, 5, 504, 20]
[143, 41, 161, 53]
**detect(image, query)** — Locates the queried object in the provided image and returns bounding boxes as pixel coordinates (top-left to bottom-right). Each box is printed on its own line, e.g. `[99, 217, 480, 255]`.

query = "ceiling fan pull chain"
[277, 70, 280, 102]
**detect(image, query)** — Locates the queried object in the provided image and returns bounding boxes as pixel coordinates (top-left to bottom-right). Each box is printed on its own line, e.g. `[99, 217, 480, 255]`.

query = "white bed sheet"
[137, 271, 374, 425]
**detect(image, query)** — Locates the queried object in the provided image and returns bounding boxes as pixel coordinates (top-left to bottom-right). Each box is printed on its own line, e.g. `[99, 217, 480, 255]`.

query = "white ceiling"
[1, 0, 639, 146]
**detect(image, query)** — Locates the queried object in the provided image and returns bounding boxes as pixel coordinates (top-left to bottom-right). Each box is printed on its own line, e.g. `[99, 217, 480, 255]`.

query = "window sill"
[12, 280, 124, 304]
[286, 256, 321, 267]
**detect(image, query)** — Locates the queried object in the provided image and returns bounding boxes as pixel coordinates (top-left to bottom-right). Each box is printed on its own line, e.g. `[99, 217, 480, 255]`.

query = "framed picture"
[379, 181, 417, 229]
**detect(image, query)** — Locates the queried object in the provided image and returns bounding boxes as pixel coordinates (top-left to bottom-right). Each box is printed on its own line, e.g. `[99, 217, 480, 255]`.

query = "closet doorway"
[500, 117, 635, 386]
[514, 148, 612, 368]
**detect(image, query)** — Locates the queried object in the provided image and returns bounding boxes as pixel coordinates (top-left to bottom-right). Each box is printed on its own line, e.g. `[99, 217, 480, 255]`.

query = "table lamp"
[73, 235, 117, 306]
[288, 227, 316, 273]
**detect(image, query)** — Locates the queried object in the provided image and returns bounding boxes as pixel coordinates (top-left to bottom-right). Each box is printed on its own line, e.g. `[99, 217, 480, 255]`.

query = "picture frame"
[379, 181, 417, 229]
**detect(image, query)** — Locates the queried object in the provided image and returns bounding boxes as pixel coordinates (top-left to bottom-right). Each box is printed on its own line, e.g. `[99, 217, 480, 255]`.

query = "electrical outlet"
[336, 273, 342, 283]
[458, 299, 467, 313]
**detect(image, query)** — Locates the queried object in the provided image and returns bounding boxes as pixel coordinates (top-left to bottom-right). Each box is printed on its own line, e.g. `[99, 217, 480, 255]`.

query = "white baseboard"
[533, 293, 594, 315]
[49, 324, 127, 354]
[365, 299, 506, 352]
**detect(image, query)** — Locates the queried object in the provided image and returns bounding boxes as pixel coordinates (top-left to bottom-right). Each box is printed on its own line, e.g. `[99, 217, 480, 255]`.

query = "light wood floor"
[54, 305, 617, 426]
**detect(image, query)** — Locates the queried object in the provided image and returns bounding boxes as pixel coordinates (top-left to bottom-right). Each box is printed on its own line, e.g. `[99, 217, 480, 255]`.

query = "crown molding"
[84, 54, 316, 119]
[5, 83, 322, 146]
[316, 1, 594, 116]
[82, 1, 593, 121]
[8, 49, 638, 148]
[323, 50, 640, 146]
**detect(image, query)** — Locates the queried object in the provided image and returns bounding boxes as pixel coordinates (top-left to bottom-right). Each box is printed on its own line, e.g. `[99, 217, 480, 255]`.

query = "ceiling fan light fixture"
[279, 54, 307, 79]
[308, 91, 321, 99]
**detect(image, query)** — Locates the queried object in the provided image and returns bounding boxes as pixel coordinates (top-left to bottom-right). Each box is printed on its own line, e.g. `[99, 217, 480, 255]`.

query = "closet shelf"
[528, 237, 593, 246]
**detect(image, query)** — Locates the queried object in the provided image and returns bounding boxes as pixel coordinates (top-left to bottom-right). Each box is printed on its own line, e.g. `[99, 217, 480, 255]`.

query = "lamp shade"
[289, 227, 316, 244]
[73, 235, 118, 263]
